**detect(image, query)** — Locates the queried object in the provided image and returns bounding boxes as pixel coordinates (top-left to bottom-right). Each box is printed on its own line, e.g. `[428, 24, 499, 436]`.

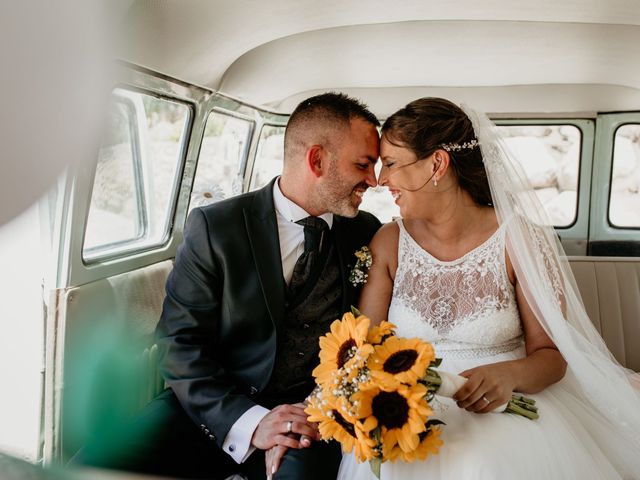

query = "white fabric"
[435, 370, 468, 398]
[272, 177, 333, 284]
[222, 178, 333, 463]
[223, 405, 270, 464]
[390, 219, 523, 350]
[339, 220, 631, 479]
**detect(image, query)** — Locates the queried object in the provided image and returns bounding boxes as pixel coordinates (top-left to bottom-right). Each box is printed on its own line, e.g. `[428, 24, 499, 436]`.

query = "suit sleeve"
[155, 208, 257, 449]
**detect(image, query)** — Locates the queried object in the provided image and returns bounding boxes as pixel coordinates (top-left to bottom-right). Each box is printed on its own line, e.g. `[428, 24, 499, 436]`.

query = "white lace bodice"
[389, 220, 523, 357]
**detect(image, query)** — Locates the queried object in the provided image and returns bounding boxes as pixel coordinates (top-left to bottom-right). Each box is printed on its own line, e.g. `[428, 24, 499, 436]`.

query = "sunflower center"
[333, 410, 357, 438]
[337, 339, 357, 368]
[371, 391, 410, 429]
[383, 349, 418, 374]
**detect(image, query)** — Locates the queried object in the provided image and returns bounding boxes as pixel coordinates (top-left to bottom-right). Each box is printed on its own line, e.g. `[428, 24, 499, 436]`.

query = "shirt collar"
[273, 177, 334, 228]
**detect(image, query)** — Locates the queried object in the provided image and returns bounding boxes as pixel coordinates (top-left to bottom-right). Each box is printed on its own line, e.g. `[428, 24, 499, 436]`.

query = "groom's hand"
[251, 403, 320, 450]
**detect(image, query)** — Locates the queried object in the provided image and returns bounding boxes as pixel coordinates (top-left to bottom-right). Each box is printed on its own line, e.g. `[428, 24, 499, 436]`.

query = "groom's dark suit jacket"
[155, 178, 381, 450]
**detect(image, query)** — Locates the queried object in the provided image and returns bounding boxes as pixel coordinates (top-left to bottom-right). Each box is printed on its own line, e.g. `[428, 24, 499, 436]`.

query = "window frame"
[54, 65, 210, 290]
[81, 86, 195, 264]
[248, 122, 287, 191]
[188, 107, 256, 212]
[494, 118, 594, 255]
[590, 112, 640, 250]
[606, 121, 640, 231]
[82, 94, 147, 257]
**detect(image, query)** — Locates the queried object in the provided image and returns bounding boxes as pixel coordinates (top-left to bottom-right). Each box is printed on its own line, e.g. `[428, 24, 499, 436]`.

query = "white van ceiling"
[122, 0, 640, 116]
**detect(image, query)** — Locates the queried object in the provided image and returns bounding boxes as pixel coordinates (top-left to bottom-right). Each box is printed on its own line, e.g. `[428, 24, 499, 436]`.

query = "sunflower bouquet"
[306, 309, 443, 477]
[306, 308, 538, 478]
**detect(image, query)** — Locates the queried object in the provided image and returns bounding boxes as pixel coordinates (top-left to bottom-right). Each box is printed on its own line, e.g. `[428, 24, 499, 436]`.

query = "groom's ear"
[306, 144, 324, 177]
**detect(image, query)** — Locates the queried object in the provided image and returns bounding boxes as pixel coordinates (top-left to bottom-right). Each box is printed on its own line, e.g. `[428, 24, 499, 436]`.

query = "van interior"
[0, 1, 638, 475]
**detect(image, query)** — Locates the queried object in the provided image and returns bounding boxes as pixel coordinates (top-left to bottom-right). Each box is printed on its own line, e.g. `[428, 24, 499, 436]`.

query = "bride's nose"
[378, 166, 389, 186]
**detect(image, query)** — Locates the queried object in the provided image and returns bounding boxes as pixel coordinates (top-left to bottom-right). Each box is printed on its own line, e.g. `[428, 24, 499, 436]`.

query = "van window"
[83, 88, 191, 260]
[609, 124, 640, 228]
[250, 124, 285, 190]
[496, 125, 582, 227]
[189, 111, 253, 212]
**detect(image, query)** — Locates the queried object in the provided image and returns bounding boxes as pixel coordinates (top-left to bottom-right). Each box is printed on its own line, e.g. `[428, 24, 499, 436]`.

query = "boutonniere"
[348, 246, 372, 287]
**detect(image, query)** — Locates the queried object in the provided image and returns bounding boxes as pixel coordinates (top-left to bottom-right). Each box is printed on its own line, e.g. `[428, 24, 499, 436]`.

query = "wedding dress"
[337, 219, 626, 479]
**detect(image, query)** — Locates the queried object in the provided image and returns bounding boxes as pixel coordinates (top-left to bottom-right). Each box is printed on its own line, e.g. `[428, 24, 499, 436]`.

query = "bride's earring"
[433, 177, 438, 187]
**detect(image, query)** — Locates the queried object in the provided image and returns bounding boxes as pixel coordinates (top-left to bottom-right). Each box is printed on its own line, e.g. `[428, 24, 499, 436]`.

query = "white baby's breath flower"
[349, 246, 373, 287]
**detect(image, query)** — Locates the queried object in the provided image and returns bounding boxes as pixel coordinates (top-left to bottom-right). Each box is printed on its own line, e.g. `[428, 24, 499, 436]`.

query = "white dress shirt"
[222, 178, 333, 463]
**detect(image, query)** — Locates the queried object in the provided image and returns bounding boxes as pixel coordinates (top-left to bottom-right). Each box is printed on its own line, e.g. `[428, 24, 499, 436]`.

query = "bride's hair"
[381, 97, 492, 206]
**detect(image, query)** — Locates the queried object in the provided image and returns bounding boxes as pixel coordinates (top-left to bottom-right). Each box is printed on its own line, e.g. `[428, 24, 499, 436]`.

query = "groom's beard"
[320, 176, 368, 218]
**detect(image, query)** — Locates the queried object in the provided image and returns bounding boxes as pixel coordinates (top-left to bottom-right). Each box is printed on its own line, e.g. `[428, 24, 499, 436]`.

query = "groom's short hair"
[284, 92, 379, 164]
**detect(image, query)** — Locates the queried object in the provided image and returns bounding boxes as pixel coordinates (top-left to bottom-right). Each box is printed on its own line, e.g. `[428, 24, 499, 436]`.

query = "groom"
[74, 93, 381, 479]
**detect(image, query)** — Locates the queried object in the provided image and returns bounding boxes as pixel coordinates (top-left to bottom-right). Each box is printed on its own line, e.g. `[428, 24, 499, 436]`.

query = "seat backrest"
[59, 260, 172, 461]
[569, 256, 640, 371]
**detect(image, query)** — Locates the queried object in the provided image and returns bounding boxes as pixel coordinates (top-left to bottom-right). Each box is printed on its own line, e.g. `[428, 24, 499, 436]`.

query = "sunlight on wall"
[0, 205, 44, 461]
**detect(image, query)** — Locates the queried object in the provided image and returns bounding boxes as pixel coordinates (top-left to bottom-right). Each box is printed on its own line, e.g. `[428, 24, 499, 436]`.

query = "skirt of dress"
[337, 346, 628, 480]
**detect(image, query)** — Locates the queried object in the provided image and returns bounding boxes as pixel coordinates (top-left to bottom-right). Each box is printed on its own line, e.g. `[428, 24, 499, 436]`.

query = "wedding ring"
[482, 396, 490, 404]
[286, 420, 293, 433]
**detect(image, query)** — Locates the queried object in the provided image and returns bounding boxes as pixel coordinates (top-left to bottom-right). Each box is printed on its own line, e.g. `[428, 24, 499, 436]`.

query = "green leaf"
[351, 305, 362, 317]
[426, 419, 446, 427]
[369, 457, 382, 478]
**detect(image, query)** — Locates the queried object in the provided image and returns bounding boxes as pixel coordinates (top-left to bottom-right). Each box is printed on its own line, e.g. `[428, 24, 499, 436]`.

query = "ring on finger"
[286, 420, 293, 433]
[481, 395, 490, 404]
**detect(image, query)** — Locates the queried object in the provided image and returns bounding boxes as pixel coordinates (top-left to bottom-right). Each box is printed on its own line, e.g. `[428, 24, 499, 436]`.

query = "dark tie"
[288, 216, 329, 297]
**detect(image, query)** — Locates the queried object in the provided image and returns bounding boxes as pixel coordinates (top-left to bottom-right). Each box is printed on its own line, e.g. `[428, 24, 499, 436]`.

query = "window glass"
[360, 160, 400, 223]
[496, 125, 581, 227]
[250, 125, 286, 191]
[189, 111, 253, 212]
[83, 88, 190, 259]
[609, 124, 640, 228]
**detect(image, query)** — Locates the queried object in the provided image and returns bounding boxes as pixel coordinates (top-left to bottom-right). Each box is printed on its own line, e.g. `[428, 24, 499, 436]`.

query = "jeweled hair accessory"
[441, 139, 480, 152]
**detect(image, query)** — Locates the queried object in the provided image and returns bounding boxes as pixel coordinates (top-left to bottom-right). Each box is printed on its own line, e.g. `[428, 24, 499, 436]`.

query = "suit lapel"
[244, 179, 286, 328]
[332, 216, 355, 312]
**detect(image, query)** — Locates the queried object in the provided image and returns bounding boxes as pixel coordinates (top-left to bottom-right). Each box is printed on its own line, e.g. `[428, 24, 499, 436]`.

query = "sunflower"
[386, 427, 443, 463]
[368, 336, 435, 388]
[354, 383, 432, 458]
[312, 312, 371, 387]
[366, 321, 397, 345]
[305, 396, 376, 462]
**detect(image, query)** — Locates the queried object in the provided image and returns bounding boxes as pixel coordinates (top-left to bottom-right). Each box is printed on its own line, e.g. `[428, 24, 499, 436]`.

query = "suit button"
[249, 386, 258, 395]
[204, 428, 210, 434]
[228, 444, 235, 452]
[302, 323, 310, 329]
[297, 352, 304, 358]
[200, 424, 206, 430]
[209, 434, 216, 441]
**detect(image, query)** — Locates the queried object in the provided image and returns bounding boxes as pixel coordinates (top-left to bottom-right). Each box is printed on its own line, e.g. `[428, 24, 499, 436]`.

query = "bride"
[338, 98, 640, 479]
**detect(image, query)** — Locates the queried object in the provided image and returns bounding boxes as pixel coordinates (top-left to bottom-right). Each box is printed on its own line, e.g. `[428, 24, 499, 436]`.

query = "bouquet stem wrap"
[424, 369, 538, 420]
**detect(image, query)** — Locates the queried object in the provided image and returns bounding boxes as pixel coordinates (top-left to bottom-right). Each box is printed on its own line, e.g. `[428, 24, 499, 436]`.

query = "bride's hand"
[265, 443, 288, 480]
[453, 362, 518, 413]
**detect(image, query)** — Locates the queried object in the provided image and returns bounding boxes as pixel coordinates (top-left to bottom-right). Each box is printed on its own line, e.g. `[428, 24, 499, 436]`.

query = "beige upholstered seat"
[569, 257, 640, 371]
[60, 260, 172, 459]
